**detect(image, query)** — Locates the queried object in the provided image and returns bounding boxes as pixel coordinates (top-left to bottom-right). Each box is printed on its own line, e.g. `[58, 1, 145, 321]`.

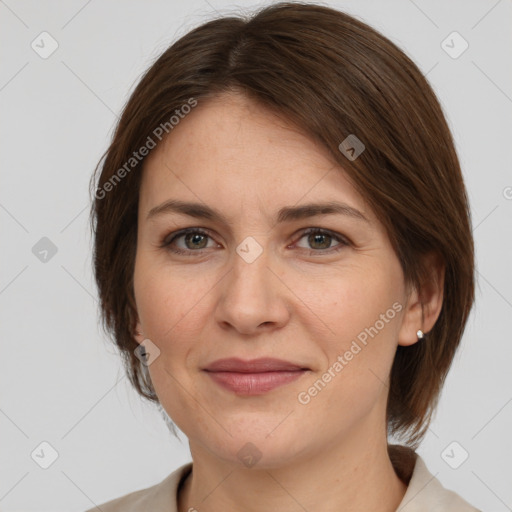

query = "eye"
[160, 228, 218, 255]
[160, 227, 350, 257]
[293, 228, 349, 254]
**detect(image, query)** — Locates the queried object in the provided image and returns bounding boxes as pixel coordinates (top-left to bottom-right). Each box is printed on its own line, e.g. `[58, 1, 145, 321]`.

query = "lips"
[203, 358, 309, 395]
[204, 357, 309, 373]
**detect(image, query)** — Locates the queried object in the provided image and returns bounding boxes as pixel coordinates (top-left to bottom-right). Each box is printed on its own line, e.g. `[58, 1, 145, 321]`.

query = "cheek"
[133, 257, 207, 407]
[296, 275, 402, 429]
[134, 252, 213, 342]
[298, 262, 403, 344]
[299, 262, 404, 393]
[134, 262, 207, 425]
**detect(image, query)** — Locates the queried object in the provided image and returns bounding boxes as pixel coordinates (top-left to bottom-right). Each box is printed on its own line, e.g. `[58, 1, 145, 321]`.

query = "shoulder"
[395, 449, 481, 512]
[83, 462, 192, 512]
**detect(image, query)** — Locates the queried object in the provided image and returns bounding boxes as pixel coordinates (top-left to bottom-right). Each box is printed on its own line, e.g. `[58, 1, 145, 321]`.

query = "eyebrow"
[146, 199, 369, 224]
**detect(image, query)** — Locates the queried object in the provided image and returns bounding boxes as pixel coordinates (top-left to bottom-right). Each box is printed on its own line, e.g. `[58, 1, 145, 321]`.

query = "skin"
[133, 91, 444, 512]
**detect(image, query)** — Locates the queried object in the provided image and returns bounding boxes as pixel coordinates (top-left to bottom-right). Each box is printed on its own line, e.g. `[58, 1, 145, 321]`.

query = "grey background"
[1, 0, 511, 510]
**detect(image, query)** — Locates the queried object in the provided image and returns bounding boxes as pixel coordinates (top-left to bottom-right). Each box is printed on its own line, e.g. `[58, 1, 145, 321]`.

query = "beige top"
[85, 447, 480, 511]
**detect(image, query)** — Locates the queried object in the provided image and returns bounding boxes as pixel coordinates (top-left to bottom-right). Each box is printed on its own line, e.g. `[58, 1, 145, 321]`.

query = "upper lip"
[203, 357, 309, 373]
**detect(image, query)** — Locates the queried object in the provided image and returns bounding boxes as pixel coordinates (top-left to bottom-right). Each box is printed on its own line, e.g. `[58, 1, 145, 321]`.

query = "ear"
[133, 313, 145, 345]
[398, 251, 445, 347]
[128, 292, 145, 345]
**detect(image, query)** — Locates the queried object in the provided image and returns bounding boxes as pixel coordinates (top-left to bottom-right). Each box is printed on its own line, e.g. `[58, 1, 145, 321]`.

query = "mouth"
[202, 358, 310, 395]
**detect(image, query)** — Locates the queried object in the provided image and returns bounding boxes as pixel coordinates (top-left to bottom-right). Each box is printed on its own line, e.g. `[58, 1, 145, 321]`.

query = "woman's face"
[133, 92, 418, 467]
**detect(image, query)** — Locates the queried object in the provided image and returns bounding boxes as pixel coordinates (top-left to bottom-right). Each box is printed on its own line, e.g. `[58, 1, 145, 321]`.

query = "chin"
[196, 419, 313, 470]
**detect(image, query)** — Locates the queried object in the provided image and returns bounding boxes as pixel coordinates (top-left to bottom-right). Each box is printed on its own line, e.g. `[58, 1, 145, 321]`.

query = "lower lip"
[204, 370, 307, 395]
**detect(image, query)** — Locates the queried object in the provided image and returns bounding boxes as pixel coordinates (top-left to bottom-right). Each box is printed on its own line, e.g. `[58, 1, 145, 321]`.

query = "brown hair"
[89, 1, 474, 447]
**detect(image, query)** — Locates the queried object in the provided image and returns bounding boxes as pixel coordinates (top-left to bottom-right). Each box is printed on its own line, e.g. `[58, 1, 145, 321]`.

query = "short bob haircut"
[89, 2, 474, 447]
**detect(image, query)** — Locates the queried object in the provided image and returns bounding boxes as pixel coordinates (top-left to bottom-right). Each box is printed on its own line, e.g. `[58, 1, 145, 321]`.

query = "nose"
[214, 246, 291, 336]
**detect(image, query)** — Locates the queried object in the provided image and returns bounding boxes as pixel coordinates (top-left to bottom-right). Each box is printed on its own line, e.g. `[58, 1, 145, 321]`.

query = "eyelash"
[159, 227, 350, 257]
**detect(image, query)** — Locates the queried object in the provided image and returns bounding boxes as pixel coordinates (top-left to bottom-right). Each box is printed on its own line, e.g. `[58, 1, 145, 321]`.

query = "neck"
[178, 427, 407, 512]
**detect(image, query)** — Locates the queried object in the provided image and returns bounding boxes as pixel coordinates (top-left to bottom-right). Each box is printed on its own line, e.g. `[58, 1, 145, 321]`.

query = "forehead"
[139, 92, 370, 221]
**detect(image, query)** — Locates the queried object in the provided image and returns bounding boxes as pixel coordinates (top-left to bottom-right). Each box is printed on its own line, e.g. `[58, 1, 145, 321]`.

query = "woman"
[87, 2, 479, 511]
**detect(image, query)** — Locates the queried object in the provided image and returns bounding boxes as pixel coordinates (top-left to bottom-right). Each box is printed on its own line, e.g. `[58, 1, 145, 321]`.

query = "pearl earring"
[417, 329, 425, 340]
